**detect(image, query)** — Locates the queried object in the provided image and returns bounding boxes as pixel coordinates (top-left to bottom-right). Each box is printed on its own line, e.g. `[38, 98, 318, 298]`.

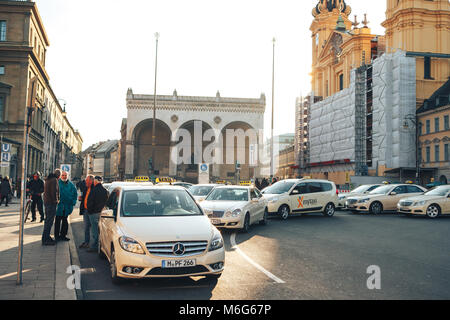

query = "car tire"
[370, 202, 383, 215]
[110, 248, 123, 285]
[259, 208, 268, 225]
[241, 213, 251, 233]
[323, 203, 335, 217]
[426, 204, 441, 219]
[279, 205, 290, 220]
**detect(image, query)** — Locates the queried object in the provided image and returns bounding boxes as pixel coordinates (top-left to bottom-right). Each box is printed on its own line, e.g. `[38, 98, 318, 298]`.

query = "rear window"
[320, 182, 333, 192]
[307, 182, 323, 193]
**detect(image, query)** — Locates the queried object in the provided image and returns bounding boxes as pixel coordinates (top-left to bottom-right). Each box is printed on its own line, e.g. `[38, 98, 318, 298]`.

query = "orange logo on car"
[298, 196, 304, 208]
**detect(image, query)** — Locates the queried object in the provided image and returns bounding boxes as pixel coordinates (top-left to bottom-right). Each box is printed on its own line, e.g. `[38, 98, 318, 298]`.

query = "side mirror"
[251, 198, 259, 203]
[291, 190, 300, 195]
[390, 192, 397, 196]
[102, 209, 116, 220]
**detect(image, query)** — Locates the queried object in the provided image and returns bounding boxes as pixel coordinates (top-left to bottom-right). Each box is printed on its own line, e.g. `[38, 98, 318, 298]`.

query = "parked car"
[200, 186, 268, 232]
[262, 179, 338, 219]
[337, 184, 382, 208]
[189, 184, 218, 202]
[98, 185, 225, 283]
[397, 185, 450, 218]
[346, 184, 427, 214]
[173, 182, 193, 189]
[106, 181, 154, 194]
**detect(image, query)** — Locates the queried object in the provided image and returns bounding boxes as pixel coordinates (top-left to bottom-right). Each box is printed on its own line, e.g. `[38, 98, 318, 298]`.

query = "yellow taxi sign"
[302, 176, 312, 179]
[216, 180, 226, 185]
[382, 181, 390, 185]
[134, 176, 150, 182]
[405, 180, 414, 184]
[239, 181, 252, 186]
[156, 177, 176, 184]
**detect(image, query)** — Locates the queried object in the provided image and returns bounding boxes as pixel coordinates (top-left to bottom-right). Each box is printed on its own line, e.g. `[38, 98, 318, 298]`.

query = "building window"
[0, 21, 6, 42]
[435, 117, 440, 132]
[445, 115, 449, 130]
[418, 147, 422, 164]
[418, 122, 423, 136]
[426, 146, 431, 163]
[426, 120, 431, 134]
[339, 74, 344, 91]
[0, 96, 4, 122]
[0, 66, 4, 75]
[424, 56, 432, 80]
[435, 145, 440, 162]
[445, 144, 449, 162]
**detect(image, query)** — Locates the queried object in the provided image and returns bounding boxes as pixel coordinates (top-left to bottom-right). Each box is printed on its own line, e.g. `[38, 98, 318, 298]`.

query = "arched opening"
[221, 121, 256, 182]
[133, 119, 171, 177]
[439, 175, 448, 185]
[175, 120, 213, 184]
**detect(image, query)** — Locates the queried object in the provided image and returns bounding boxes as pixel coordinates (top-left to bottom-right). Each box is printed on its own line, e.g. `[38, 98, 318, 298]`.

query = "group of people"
[37, 170, 108, 248]
[0, 175, 13, 207]
[255, 177, 279, 191]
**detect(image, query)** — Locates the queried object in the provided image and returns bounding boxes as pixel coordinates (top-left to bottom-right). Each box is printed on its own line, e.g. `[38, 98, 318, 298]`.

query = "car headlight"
[358, 198, 370, 203]
[413, 201, 426, 206]
[225, 208, 242, 217]
[119, 236, 145, 255]
[209, 231, 224, 252]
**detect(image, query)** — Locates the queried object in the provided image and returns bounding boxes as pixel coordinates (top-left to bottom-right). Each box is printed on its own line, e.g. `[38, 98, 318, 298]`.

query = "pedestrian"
[261, 178, 268, 190]
[27, 172, 45, 222]
[255, 178, 261, 190]
[16, 178, 21, 200]
[42, 169, 61, 246]
[78, 175, 93, 249]
[55, 171, 78, 242]
[86, 176, 108, 252]
[0, 176, 12, 207]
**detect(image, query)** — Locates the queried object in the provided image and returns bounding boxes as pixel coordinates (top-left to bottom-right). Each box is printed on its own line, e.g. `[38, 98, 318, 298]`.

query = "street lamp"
[151, 32, 159, 181]
[270, 37, 276, 183]
[403, 114, 420, 184]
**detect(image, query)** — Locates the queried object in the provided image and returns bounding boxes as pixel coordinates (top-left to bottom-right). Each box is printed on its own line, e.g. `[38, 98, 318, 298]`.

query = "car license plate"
[211, 219, 221, 225]
[162, 259, 196, 268]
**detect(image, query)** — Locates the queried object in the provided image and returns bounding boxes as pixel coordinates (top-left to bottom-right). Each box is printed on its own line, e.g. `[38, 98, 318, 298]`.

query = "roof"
[95, 140, 119, 154]
[417, 78, 450, 114]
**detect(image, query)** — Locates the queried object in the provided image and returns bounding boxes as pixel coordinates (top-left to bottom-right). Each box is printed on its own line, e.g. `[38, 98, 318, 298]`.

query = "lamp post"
[151, 32, 159, 181]
[403, 114, 420, 185]
[270, 37, 276, 183]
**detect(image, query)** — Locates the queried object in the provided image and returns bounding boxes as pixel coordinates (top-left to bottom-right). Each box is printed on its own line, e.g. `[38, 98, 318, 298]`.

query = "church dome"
[312, 0, 351, 18]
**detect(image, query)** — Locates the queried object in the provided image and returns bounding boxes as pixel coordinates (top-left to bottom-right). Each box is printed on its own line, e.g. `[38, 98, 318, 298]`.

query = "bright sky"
[36, 0, 387, 149]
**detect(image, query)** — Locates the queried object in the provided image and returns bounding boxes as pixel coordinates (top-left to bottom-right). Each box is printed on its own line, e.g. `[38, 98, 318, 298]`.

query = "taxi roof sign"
[156, 177, 176, 184]
[134, 176, 150, 182]
[239, 181, 252, 186]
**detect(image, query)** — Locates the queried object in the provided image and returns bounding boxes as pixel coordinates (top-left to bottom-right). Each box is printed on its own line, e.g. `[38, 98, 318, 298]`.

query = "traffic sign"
[1, 152, 10, 162]
[1, 143, 11, 153]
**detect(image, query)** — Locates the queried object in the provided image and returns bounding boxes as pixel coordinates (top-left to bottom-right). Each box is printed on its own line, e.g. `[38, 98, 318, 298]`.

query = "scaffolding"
[355, 65, 368, 176]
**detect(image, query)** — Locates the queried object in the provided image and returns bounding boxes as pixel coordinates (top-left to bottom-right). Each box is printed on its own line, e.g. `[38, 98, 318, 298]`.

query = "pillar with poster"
[198, 163, 210, 185]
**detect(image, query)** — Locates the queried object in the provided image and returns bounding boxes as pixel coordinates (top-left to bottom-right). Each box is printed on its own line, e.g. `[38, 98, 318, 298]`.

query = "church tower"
[382, 0, 450, 105]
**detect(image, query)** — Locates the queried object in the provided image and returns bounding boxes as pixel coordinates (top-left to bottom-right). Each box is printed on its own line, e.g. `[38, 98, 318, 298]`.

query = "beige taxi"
[397, 185, 450, 218]
[346, 184, 427, 214]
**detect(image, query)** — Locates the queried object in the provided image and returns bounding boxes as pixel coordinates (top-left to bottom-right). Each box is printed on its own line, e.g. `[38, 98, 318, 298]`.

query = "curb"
[54, 233, 77, 300]
[67, 219, 84, 300]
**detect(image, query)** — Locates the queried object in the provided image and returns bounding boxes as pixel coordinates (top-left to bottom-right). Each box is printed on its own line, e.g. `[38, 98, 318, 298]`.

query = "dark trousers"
[31, 195, 44, 220]
[42, 204, 57, 242]
[0, 195, 9, 206]
[55, 216, 68, 239]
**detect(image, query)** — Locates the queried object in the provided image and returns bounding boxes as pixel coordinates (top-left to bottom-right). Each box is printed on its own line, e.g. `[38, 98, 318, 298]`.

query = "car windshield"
[424, 186, 450, 197]
[206, 188, 249, 201]
[189, 185, 214, 196]
[352, 185, 373, 193]
[121, 189, 202, 217]
[261, 181, 296, 195]
[369, 185, 393, 195]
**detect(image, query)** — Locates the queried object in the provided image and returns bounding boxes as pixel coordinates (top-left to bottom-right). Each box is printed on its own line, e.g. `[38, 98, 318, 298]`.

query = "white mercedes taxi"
[199, 185, 268, 232]
[98, 186, 225, 283]
[397, 185, 450, 218]
[261, 179, 338, 219]
[337, 184, 382, 208]
[188, 184, 218, 202]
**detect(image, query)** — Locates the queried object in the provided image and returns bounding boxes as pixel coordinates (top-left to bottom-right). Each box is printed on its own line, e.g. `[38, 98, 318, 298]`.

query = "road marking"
[230, 233, 285, 284]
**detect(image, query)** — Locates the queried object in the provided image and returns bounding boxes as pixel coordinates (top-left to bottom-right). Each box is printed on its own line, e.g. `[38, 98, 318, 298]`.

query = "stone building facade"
[123, 89, 266, 183]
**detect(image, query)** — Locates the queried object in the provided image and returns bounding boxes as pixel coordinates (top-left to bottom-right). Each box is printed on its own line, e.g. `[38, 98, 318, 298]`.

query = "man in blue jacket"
[55, 171, 78, 242]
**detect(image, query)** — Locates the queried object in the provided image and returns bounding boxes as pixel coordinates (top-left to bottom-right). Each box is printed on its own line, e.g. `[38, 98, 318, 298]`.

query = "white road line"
[230, 233, 285, 284]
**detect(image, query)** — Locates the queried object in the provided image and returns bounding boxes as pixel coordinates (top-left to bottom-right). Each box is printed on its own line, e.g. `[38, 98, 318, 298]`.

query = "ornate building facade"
[123, 89, 266, 183]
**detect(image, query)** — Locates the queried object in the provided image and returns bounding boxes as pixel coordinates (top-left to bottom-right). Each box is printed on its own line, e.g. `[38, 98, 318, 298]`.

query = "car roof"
[118, 185, 185, 191]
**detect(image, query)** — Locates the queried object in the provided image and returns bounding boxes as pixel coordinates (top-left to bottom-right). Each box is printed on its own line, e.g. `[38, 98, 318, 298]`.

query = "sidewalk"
[0, 202, 77, 300]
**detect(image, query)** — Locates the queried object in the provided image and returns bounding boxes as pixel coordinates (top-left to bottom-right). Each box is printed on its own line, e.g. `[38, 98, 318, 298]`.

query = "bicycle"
[24, 194, 33, 223]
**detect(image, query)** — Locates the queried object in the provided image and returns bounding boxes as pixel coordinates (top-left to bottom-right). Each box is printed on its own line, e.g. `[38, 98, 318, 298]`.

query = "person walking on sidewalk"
[78, 175, 93, 249]
[55, 171, 78, 242]
[86, 176, 108, 253]
[0, 176, 12, 207]
[27, 172, 45, 222]
[42, 169, 61, 246]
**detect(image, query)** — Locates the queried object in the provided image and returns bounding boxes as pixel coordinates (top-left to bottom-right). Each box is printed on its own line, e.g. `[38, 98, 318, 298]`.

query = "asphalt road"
[69, 210, 450, 300]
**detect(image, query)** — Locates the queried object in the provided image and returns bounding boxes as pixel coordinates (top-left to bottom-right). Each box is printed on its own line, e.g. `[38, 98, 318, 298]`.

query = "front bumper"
[114, 244, 225, 279]
[347, 202, 370, 212]
[208, 216, 244, 229]
[397, 204, 426, 215]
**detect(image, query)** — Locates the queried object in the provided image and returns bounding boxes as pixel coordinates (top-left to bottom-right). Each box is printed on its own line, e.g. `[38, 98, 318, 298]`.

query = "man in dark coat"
[78, 176, 93, 249]
[42, 169, 61, 246]
[86, 176, 108, 252]
[0, 176, 12, 207]
[27, 172, 45, 222]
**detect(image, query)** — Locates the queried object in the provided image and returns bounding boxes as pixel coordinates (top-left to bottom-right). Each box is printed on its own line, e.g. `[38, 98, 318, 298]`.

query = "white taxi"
[189, 184, 218, 202]
[199, 186, 268, 232]
[337, 184, 382, 208]
[397, 185, 450, 218]
[261, 179, 339, 219]
[98, 186, 225, 283]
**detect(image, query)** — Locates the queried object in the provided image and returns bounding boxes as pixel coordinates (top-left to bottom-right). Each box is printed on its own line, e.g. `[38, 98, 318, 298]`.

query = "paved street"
[70, 210, 450, 300]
